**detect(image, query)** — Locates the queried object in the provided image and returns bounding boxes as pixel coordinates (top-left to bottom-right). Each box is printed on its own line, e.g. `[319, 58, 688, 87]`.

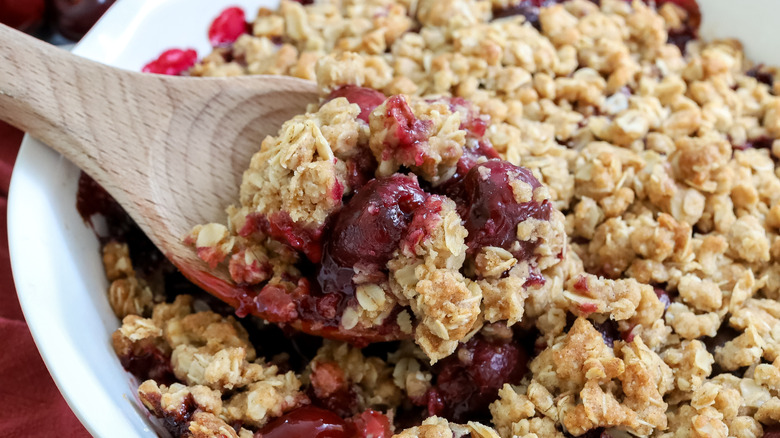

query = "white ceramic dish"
[6, 1, 779, 437]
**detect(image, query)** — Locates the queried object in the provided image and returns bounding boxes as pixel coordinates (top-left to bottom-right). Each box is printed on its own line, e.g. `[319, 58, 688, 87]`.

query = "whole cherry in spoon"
[0, 24, 404, 344]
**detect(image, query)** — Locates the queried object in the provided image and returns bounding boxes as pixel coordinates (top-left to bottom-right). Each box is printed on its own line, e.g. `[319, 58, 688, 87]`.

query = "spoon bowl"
[0, 24, 401, 341]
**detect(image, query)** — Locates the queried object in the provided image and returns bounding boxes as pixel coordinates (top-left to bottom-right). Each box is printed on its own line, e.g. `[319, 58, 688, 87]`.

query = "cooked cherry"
[256, 406, 351, 438]
[345, 147, 379, 193]
[318, 174, 427, 295]
[400, 196, 444, 254]
[747, 64, 775, 88]
[763, 425, 780, 438]
[142, 48, 198, 76]
[492, 0, 560, 29]
[308, 361, 360, 417]
[158, 394, 196, 437]
[426, 333, 527, 422]
[462, 161, 551, 260]
[118, 346, 176, 386]
[592, 319, 620, 348]
[52, 0, 116, 41]
[656, 0, 700, 52]
[734, 136, 774, 151]
[327, 85, 387, 124]
[380, 95, 433, 166]
[351, 410, 392, 438]
[0, 0, 46, 33]
[208, 6, 248, 47]
[263, 212, 325, 264]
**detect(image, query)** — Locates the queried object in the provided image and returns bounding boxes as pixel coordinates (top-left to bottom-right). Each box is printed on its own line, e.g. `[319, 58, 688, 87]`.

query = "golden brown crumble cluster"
[106, 0, 780, 436]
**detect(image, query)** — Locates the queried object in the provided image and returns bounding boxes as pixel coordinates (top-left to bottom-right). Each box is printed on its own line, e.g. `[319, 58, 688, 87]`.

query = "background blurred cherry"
[0, 0, 47, 33]
[51, 0, 115, 41]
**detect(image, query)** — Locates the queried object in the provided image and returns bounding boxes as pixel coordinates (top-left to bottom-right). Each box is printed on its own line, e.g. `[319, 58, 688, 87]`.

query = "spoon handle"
[0, 24, 120, 170]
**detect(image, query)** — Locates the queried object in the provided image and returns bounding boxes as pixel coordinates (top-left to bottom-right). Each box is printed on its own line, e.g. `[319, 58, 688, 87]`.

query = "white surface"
[7, 1, 778, 437]
[8, 1, 274, 437]
[699, 0, 780, 68]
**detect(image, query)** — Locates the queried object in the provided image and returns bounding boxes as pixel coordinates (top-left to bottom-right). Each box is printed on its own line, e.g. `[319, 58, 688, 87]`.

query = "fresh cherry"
[326, 86, 387, 124]
[208, 6, 248, 47]
[256, 406, 351, 438]
[142, 48, 198, 76]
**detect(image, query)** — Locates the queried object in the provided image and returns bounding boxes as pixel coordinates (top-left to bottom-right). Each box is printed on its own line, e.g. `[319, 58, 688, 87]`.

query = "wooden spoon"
[0, 24, 400, 344]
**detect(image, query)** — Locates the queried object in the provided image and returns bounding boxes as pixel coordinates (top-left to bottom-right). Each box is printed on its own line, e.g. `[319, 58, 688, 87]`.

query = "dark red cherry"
[52, 0, 116, 41]
[208, 6, 248, 47]
[256, 406, 351, 438]
[763, 425, 780, 438]
[462, 161, 551, 259]
[492, 0, 559, 29]
[142, 49, 198, 76]
[326, 86, 386, 123]
[428, 333, 527, 422]
[317, 174, 426, 294]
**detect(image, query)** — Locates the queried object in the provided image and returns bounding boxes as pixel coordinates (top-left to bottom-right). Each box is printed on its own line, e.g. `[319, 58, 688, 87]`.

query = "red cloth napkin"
[0, 121, 90, 437]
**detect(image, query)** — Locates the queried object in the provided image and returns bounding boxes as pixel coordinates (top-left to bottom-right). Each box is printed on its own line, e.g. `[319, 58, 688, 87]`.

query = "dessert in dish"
[80, 0, 780, 436]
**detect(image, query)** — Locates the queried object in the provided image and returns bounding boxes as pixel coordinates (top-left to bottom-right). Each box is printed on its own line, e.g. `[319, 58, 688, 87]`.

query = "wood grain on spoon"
[0, 24, 400, 343]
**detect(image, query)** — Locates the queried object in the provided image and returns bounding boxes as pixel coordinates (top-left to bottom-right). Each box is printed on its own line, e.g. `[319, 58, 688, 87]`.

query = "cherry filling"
[118, 345, 176, 386]
[747, 64, 775, 88]
[492, 0, 564, 29]
[242, 212, 326, 264]
[433, 99, 499, 202]
[326, 85, 387, 124]
[764, 425, 780, 438]
[400, 196, 445, 254]
[324, 86, 385, 192]
[345, 147, 379, 194]
[593, 319, 621, 348]
[659, 0, 701, 52]
[158, 394, 198, 438]
[256, 406, 351, 438]
[351, 410, 393, 438]
[317, 174, 428, 299]
[461, 161, 552, 260]
[208, 6, 249, 47]
[381, 95, 434, 167]
[308, 361, 360, 417]
[255, 406, 392, 438]
[420, 333, 528, 422]
[733, 135, 774, 151]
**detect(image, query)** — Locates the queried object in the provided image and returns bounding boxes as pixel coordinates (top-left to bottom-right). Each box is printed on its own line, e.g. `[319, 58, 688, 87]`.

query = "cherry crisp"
[94, 0, 780, 437]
